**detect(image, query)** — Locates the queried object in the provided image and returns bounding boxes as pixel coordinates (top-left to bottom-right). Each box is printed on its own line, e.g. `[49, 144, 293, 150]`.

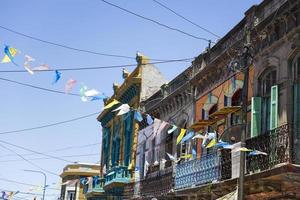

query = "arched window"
[292, 53, 300, 143]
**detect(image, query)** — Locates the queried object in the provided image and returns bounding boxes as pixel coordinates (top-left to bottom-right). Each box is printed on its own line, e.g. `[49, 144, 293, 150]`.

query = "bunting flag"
[176, 129, 186, 145]
[167, 125, 177, 134]
[192, 148, 197, 158]
[1, 45, 18, 65]
[103, 99, 120, 109]
[192, 133, 206, 140]
[84, 89, 99, 97]
[113, 104, 130, 115]
[91, 94, 107, 101]
[65, 79, 77, 93]
[166, 152, 180, 163]
[52, 70, 61, 84]
[180, 154, 192, 159]
[233, 147, 252, 152]
[134, 111, 143, 122]
[223, 144, 234, 149]
[248, 150, 267, 156]
[146, 114, 153, 125]
[180, 131, 194, 144]
[24, 55, 35, 75]
[215, 141, 230, 148]
[206, 138, 217, 148]
[79, 84, 88, 102]
[32, 64, 49, 71]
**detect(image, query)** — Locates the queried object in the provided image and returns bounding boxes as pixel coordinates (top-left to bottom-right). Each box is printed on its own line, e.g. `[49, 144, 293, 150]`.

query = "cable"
[0, 178, 60, 191]
[0, 112, 99, 135]
[0, 153, 99, 163]
[0, 24, 193, 61]
[0, 140, 73, 163]
[1, 142, 100, 158]
[0, 143, 60, 177]
[0, 58, 193, 73]
[151, 0, 220, 39]
[99, 0, 213, 42]
[0, 77, 80, 97]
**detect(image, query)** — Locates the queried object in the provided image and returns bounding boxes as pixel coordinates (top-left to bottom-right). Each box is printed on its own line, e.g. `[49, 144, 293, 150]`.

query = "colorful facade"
[97, 54, 166, 199]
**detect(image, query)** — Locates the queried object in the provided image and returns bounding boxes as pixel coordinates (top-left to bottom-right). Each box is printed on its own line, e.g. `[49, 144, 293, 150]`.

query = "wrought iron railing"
[104, 166, 131, 186]
[246, 124, 291, 174]
[175, 150, 220, 190]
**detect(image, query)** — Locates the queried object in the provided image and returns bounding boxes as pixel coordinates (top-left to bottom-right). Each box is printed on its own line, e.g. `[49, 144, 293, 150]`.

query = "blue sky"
[0, 0, 261, 199]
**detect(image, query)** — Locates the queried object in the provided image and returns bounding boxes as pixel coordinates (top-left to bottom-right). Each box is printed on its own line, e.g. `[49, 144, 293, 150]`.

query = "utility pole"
[238, 27, 252, 200]
[24, 170, 47, 200]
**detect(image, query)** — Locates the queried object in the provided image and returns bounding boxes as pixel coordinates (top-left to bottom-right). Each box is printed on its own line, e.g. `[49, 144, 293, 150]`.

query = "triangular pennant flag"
[180, 154, 192, 159]
[192, 133, 206, 140]
[134, 111, 143, 122]
[52, 70, 61, 84]
[215, 141, 230, 148]
[176, 129, 186, 145]
[146, 114, 153, 125]
[32, 64, 49, 71]
[1, 46, 18, 65]
[113, 104, 130, 112]
[23, 55, 35, 75]
[65, 79, 77, 94]
[167, 125, 177, 134]
[166, 152, 175, 161]
[84, 89, 99, 97]
[223, 144, 234, 149]
[181, 131, 194, 144]
[206, 138, 217, 148]
[248, 150, 267, 156]
[233, 147, 252, 152]
[192, 148, 197, 158]
[90, 94, 106, 101]
[104, 99, 120, 109]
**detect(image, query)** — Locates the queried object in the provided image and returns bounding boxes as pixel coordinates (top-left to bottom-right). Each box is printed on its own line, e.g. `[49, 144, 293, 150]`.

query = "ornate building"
[97, 53, 167, 199]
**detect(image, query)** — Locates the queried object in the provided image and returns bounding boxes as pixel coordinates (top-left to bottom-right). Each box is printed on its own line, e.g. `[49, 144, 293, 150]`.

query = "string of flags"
[104, 99, 268, 161]
[1, 44, 108, 102]
[1, 191, 18, 200]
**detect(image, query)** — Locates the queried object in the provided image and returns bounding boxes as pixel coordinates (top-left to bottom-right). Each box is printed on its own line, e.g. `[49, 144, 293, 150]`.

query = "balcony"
[83, 176, 105, 198]
[175, 150, 220, 190]
[104, 166, 131, 190]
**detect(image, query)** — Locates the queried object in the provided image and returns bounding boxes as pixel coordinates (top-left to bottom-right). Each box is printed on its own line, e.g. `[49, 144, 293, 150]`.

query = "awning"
[190, 119, 217, 129]
[209, 106, 241, 119]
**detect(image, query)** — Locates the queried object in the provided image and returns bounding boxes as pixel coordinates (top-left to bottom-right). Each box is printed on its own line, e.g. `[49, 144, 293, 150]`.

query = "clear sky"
[0, 0, 261, 199]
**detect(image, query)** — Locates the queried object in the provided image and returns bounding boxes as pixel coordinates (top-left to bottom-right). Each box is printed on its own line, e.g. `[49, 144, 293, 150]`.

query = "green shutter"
[251, 97, 262, 137]
[294, 84, 300, 138]
[270, 85, 278, 130]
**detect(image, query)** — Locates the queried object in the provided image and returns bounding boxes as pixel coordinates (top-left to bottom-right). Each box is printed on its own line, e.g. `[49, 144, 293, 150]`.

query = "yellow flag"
[180, 154, 192, 159]
[239, 147, 252, 152]
[104, 99, 120, 109]
[1, 47, 18, 63]
[176, 129, 186, 145]
[206, 138, 217, 148]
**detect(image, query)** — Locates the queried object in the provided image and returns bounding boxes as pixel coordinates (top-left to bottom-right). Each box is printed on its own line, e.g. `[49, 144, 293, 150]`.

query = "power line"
[1, 142, 100, 158]
[0, 77, 80, 97]
[99, 0, 213, 42]
[0, 112, 99, 135]
[0, 140, 72, 163]
[0, 153, 99, 163]
[0, 143, 60, 177]
[152, 0, 221, 39]
[0, 178, 60, 191]
[0, 58, 193, 73]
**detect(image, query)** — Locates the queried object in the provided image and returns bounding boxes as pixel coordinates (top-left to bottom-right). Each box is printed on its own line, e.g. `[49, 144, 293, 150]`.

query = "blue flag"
[52, 70, 62, 84]
[146, 114, 153, 125]
[134, 111, 143, 122]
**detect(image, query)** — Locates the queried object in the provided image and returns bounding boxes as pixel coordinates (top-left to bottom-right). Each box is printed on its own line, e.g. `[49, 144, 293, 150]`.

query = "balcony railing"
[246, 124, 291, 174]
[104, 166, 131, 187]
[83, 176, 105, 195]
[174, 124, 292, 191]
[175, 150, 220, 190]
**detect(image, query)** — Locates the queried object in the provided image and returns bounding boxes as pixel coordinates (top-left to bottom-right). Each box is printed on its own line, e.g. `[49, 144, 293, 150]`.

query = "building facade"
[60, 163, 100, 200]
[97, 54, 167, 199]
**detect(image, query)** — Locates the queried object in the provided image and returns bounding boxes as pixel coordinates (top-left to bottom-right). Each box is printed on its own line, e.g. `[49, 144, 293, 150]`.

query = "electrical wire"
[1, 142, 100, 158]
[0, 178, 60, 191]
[0, 58, 194, 73]
[0, 140, 73, 163]
[151, 0, 220, 39]
[0, 143, 60, 177]
[99, 0, 213, 42]
[0, 153, 99, 163]
[0, 112, 99, 135]
[0, 77, 80, 97]
[0, 24, 193, 61]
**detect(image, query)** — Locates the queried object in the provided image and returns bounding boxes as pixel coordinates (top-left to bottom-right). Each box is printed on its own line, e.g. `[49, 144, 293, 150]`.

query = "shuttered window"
[270, 85, 279, 130]
[251, 97, 262, 137]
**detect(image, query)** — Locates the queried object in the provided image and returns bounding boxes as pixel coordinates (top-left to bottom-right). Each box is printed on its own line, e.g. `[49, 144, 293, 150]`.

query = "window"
[67, 191, 75, 200]
[292, 54, 300, 80]
[230, 89, 242, 126]
[292, 53, 300, 141]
